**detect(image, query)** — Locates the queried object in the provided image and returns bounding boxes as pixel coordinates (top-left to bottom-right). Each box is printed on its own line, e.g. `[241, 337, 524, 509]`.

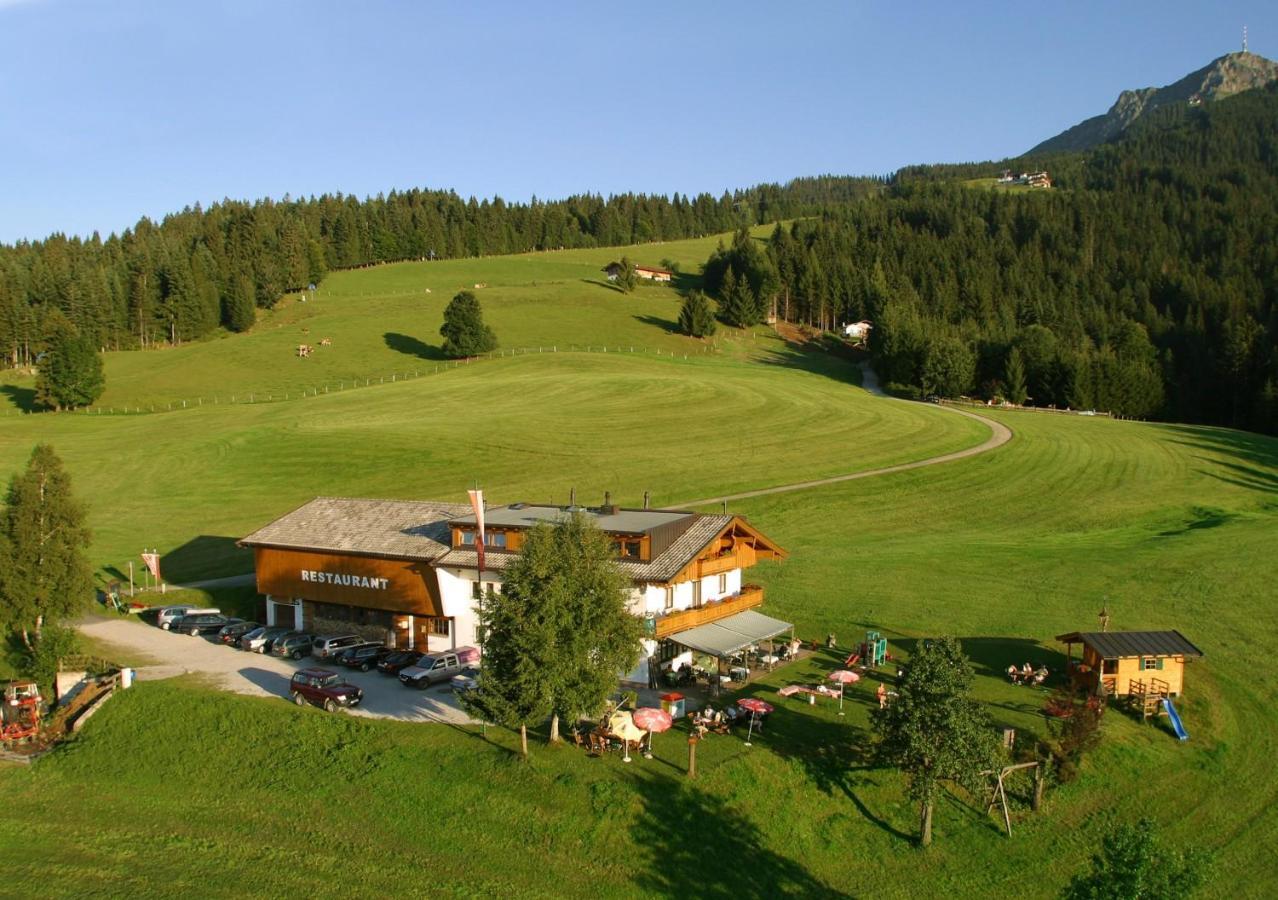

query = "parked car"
[399, 646, 481, 689]
[376, 650, 422, 675]
[217, 621, 260, 645]
[241, 626, 293, 653]
[157, 605, 219, 630]
[336, 643, 392, 672]
[172, 613, 241, 636]
[270, 632, 316, 660]
[311, 634, 363, 660]
[449, 665, 482, 694]
[289, 668, 363, 712]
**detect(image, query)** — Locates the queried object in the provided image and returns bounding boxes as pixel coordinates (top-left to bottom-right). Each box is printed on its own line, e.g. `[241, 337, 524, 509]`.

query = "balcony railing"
[652, 585, 764, 639]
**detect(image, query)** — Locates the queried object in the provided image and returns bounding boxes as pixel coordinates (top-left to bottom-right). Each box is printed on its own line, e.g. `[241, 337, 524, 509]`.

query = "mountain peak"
[1029, 51, 1278, 154]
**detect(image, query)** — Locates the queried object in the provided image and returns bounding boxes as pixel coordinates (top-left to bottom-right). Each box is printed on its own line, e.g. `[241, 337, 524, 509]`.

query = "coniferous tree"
[677, 290, 717, 338]
[1004, 347, 1028, 405]
[0, 445, 93, 649]
[616, 256, 639, 293]
[440, 290, 498, 358]
[1062, 818, 1208, 900]
[34, 311, 104, 411]
[224, 274, 256, 333]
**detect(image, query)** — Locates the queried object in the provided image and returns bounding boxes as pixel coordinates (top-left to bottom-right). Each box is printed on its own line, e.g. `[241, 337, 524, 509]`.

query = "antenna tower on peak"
[1243, 25, 1248, 54]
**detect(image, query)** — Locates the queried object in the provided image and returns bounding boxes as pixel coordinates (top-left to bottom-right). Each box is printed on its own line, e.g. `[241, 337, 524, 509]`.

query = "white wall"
[434, 568, 504, 653]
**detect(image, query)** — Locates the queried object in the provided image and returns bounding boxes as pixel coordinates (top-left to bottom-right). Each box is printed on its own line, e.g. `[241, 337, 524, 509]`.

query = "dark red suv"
[289, 668, 364, 712]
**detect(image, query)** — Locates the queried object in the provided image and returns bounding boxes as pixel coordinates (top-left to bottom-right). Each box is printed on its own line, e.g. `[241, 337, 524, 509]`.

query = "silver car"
[157, 605, 219, 630]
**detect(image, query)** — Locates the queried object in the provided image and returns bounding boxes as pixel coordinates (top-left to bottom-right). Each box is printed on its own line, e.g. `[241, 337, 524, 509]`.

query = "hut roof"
[1055, 630, 1204, 659]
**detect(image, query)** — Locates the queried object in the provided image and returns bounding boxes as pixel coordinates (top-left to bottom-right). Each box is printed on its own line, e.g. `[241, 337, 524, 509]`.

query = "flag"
[141, 551, 160, 580]
[467, 489, 485, 574]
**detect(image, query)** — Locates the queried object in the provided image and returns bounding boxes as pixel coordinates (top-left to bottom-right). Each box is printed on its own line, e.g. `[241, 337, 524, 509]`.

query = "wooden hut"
[1056, 630, 1203, 698]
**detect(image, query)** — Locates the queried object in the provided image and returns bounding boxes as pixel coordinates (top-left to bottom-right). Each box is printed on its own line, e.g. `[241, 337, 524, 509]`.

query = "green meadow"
[1, 233, 1276, 897]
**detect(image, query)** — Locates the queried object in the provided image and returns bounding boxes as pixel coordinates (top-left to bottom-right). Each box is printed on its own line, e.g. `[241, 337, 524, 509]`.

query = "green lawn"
[0, 229, 762, 414]
[0, 343, 986, 584]
[1, 235, 1276, 897]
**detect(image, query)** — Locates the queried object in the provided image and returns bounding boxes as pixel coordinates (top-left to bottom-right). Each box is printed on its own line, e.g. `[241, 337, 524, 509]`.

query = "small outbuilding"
[1056, 630, 1203, 698]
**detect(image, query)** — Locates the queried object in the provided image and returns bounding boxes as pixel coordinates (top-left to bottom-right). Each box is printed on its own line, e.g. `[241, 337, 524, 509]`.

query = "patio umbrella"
[633, 707, 674, 759]
[828, 670, 860, 716]
[737, 698, 774, 747]
[608, 710, 647, 763]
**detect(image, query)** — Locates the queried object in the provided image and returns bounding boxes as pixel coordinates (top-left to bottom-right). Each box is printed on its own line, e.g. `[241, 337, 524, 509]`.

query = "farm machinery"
[1, 681, 42, 744]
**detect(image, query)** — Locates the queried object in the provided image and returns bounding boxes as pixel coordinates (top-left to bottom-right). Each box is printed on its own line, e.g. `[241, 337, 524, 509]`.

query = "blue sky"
[0, 0, 1274, 243]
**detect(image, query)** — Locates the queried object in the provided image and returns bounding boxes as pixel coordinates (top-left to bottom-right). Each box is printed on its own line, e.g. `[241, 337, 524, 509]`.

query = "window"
[617, 539, 643, 559]
[1143, 657, 1161, 671]
[472, 581, 482, 600]
[430, 617, 451, 637]
[1102, 659, 1117, 674]
[663, 587, 674, 611]
[460, 530, 475, 546]
[718, 573, 727, 594]
[658, 639, 679, 662]
[487, 532, 507, 549]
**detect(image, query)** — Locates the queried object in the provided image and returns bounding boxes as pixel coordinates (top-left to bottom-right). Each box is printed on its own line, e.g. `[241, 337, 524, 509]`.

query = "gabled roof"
[1055, 630, 1204, 659]
[434, 514, 736, 583]
[240, 497, 471, 562]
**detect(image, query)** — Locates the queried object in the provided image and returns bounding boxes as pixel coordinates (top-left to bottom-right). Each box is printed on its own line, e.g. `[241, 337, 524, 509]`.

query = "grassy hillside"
[0, 231, 755, 414]
[1, 232, 1275, 897]
[1, 411, 1274, 897]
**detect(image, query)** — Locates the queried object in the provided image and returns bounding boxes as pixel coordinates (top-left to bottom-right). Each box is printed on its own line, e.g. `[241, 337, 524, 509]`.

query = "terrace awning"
[668, 610, 793, 658]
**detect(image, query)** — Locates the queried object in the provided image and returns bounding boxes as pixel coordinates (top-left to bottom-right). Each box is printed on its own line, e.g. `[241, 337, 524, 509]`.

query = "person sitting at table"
[1033, 666, 1049, 685]
[1006, 664, 1022, 684]
[1021, 662, 1034, 680]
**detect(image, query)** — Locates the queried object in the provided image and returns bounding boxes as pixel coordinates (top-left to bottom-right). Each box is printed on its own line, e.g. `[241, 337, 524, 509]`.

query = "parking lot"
[78, 617, 475, 724]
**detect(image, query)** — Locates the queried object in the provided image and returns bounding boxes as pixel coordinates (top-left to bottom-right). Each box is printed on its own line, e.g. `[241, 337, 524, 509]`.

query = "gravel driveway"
[78, 617, 474, 725]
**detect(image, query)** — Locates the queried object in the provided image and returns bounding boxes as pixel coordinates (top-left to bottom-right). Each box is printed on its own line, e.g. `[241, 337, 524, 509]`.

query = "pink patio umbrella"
[737, 698, 774, 746]
[633, 707, 674, 759]
[827, 670, 861, 716]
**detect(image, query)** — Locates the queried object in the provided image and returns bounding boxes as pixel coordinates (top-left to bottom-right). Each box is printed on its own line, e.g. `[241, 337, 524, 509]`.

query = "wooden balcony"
[653, 585, 764, 639]
[697, 545, 757, 578]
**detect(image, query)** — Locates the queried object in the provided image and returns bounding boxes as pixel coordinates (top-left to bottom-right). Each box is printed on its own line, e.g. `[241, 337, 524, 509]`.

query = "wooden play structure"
[845, 630, 889, 669]
[1055, 630, 1203, 699]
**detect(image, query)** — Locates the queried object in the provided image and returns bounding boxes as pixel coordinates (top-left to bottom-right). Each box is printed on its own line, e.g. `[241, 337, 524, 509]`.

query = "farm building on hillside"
[1056, 630, 1203, 697]
[635, 265, 673, 282]
[241, 497, 788, 685]
[602, 262, 673, 283]
[842, 320, 872, 341]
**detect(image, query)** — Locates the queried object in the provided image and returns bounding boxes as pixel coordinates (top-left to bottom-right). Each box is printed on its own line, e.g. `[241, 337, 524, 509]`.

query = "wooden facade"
[253, 546, 443, 617]
[654, 585, 764, 639]
[1057, 631, 1202, 698]
[671, 518, 783, 585]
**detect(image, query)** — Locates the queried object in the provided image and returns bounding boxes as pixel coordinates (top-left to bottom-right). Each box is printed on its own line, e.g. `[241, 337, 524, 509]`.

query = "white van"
[157, 605, 219, 630]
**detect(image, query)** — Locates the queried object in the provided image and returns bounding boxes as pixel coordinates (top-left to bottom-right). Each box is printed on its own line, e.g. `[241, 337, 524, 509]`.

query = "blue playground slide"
[1163, 698, 1189, 741]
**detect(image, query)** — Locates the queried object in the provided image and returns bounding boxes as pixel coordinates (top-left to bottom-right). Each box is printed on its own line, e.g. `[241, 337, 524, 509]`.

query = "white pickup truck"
[398, 646, 480, 689]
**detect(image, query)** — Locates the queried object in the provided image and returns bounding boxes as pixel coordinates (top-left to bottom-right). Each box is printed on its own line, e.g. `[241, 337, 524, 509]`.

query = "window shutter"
[1156, 657, 1164, 671]
[1138, 657, 1145, 669]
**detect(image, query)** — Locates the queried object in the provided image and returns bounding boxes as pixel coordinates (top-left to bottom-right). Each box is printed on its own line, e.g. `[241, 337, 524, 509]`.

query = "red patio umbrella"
[633, 707, 674, 759]
[828, 670, 860, 716]
[737, 698, 774, 746]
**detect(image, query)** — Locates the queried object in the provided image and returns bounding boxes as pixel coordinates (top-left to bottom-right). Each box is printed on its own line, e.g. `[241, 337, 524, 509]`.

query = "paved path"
[78, 617, 474, 725]
[678, 362, 1013, 508]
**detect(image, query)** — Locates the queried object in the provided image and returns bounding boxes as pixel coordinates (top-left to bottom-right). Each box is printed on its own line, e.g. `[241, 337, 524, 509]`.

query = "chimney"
[569, 487, 576, 507]
[643, 491, 650, 510]
[604, 491, 612, 508]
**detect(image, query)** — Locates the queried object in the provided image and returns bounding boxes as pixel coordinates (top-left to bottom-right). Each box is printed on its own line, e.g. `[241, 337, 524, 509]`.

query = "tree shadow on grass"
[632, 314, 679, 335]
[580, 278, 625, 294]
[161, 536, 251, 583]
[628, 770, 853, 898]
[384, 332, 447, 361]
[0, 384, 37, 412]
[1161, 425, 1278, 495]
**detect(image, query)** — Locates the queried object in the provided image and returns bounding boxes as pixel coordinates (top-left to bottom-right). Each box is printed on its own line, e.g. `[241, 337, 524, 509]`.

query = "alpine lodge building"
[240, 497, 789, 684]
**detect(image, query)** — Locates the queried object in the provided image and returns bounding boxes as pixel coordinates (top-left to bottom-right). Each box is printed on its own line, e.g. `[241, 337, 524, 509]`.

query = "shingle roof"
[243, 499, 736, 587]
[240, 497, 471, 562]
[430, 515, 734, 584]
[1058, 631, 1204, 659]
